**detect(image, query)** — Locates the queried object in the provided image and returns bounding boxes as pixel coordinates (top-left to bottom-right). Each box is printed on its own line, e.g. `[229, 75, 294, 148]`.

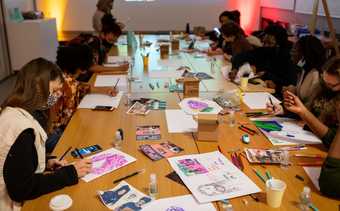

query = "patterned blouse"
[49, 73, 90, 131]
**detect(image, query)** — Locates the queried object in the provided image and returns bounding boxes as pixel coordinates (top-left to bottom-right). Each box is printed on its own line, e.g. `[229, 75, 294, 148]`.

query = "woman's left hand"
[108, 87, 118, 97]
[47, 159, 67, 171]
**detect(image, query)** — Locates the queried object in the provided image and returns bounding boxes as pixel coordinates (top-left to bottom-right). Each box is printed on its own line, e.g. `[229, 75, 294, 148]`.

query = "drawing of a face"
[198, 183, 226, 196]
[166, 206, 185, 211]
[136, 197, 152, 206]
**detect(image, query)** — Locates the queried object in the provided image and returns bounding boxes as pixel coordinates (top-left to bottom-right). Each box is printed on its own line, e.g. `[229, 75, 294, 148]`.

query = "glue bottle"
[299, 186, 312, 211]
[114, 130, 123, 149]
[149, 173, 158, 199]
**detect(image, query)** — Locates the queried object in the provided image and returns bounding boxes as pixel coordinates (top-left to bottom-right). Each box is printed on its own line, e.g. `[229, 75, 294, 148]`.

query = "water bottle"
[114, 130, 122, 149]
[149, 173, 158, 199]
[299, 186, 311, 211]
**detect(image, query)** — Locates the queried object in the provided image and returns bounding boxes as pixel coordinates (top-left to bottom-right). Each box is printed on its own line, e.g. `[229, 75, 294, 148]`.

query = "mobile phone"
[93, 105, 114, 111]
[71, 144, 102, 158]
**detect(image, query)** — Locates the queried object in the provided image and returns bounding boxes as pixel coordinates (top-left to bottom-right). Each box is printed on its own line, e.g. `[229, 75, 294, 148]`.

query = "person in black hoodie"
[231, 24, 297, 95]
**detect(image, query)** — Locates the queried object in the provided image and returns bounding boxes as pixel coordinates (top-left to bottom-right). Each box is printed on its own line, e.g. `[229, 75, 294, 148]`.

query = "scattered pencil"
[295, 174, 304, 181]
[113, 169, 145, 184]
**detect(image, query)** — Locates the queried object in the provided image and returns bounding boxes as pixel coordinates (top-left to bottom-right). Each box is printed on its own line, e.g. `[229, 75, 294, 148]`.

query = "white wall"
[3, 0, 34, 20]
[37, 0, 228, 32]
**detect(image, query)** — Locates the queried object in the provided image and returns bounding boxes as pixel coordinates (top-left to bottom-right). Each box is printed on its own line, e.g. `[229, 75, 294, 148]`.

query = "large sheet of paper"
[303, 167, 321, 191]
[165, 110, 197, 133]
[157, 58, 185, 68]
[78, 92, 123, 109]
[252, 117, 322, 145]
[82, 148, 136, 182]
[168, 151, 261, 203]
[107, 56, 131, 64]
[94, 75, 127, 88]
[148, 70, 182, 79]
[179, 98, 222, 115]
[98, 181, 152, 210]
[243, 92, 281, 110]
[143, 195, 216, 211]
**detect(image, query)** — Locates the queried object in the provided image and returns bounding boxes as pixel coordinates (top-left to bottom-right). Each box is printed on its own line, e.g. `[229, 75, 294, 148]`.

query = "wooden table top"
[22, 35, 339, 211]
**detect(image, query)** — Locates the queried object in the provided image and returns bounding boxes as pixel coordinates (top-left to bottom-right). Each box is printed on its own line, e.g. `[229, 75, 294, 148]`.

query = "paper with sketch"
[94, 75, 127, 88]
[168, 151, 261, 203]
[179, 98, 223, 115]
[252, 117, 322, 145]
[165, 110, 197, 133]
[143, 195, 216, 211]
[303, 167, 321, 191]
[78, 92, 123, 109]
[107, 56, 131, 64]
[82, 148, 136, 182]
[243, 92, 281, 110]
[98, 181, 152, 210]
[148, 70, 182, 78]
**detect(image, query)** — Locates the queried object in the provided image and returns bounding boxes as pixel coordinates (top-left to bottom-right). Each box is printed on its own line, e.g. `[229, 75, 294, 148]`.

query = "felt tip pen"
[252, 168, 266, 183]
[265, 170, 272, 180]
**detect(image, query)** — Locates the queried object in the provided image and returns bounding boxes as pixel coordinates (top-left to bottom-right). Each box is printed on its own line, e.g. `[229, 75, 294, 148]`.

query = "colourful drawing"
[187, 100, 208, 110]
[166, 206, 185, 211]
[100, 185, 130, 205]
[177, 159, 208, 176]
[114, 196, 152, 211]
[91, 153, 128, 175]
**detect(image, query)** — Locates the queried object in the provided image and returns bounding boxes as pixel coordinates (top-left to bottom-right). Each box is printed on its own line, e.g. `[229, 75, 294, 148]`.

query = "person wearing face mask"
[93, 0, 125, 34]
[268, 56, 340, 149]
[0, 58, 92, 210]
[282, 35, 326, 108]
[231, 24, 297, 95]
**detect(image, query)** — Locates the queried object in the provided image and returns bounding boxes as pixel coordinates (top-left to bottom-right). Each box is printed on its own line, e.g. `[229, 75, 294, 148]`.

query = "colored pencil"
[252, 167, 266, 183]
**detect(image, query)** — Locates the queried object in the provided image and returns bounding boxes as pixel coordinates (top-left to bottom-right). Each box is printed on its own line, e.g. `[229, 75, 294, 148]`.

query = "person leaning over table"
[46, 44, 119, 153]
[283, 35, 327, 108]
[0, 58, 92, 211]
[231, 23, 297, 95]
[267, 56, 340, 149]
[219, 22, 253, 61]
[93, 0, 125, 34]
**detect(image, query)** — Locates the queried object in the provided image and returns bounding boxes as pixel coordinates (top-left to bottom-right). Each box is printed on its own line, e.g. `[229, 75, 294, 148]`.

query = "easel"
[309, 0, 340, 56]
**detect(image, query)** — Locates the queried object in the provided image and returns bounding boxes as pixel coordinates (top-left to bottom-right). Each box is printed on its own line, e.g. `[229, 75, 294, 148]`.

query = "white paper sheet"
[303, 167, 321, 191]
[143, 195, 216, 211]
[107, 56, 131, 64]
[165, 110, 198, 133]
[98, 181, 152, 210]
[243, 92, 281, 110]
[168, 151, 261, 203]
[157, 59, 185, 68]
[82, 148, 136, 182]
[148, 70, 182, 79]
[94, 75, 127, 88]
[179, 98, 223, 115]
[78, 92, 123, 109]
[252, 117, 322, 145]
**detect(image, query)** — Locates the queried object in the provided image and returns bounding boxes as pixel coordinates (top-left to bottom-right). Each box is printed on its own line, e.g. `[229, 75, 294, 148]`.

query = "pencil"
[252, 167, 266, 183]
[240, 125, 258, 135]
[113, 78, 120, 89]
[59, 147, 72, 161]
[113, 169, 145, 184]
[75, 148, 83, 159]
[238, 126, 255, 135]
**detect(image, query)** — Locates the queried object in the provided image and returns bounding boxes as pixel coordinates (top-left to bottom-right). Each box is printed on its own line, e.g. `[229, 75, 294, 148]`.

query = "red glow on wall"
[226, 0, 260, 34]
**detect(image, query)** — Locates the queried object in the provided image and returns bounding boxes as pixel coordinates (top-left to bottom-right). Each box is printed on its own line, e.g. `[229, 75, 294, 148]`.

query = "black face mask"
[102, 39, 113, 51]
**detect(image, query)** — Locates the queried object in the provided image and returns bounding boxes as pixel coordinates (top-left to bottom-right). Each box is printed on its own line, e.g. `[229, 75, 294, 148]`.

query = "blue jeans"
[46, 127, 64, 153]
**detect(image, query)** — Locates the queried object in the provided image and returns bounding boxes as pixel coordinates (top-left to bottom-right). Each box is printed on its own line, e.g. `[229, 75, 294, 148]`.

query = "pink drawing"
[187, 100, 208, 110]
[91, 153, 128, 175]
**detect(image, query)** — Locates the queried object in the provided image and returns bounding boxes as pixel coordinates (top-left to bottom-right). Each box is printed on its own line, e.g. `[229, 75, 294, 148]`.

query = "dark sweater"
[3, 128, 78, 202]
[319, 157, 340, 198]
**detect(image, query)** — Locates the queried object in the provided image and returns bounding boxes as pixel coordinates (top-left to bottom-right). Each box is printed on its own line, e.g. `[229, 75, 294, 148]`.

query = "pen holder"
[194, 114, 219, 142]
[176, 77, 200, 98]
[160, 44, 170, 59]
[171, 39, 180, 53]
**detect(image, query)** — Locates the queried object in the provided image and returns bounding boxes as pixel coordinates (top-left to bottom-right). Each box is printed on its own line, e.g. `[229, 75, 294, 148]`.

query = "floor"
[0, 74, 16, 104]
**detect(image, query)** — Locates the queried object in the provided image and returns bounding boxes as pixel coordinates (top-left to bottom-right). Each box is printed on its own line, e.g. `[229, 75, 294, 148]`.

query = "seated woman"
[0, 58, 92, 210]
[269, 56, 340, 149]
[93, 0, 124, 33]
[231, 24, 297, 94]
[284, 35, 326, 107]
[220, 22, 253, 61]
[46, 44, 118, 152]
[207, 10, 241, 56]
[319, 112, 340, 198]
[71, 14, 124, 73]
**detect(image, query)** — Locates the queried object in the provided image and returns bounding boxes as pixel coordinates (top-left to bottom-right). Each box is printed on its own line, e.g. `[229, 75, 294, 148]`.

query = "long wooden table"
[23, 35, 339, 211]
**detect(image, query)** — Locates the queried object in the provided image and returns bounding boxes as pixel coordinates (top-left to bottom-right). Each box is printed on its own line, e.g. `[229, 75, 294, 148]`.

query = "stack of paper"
[78, 92, 123, 109]
[107, 56, 131, 64]
[143, 195, 216, 211]
[168, 151, 261, 203]
[165, 110, 197, 133]
[243, 92, 281, 110]
[94, 75, 127, 88]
